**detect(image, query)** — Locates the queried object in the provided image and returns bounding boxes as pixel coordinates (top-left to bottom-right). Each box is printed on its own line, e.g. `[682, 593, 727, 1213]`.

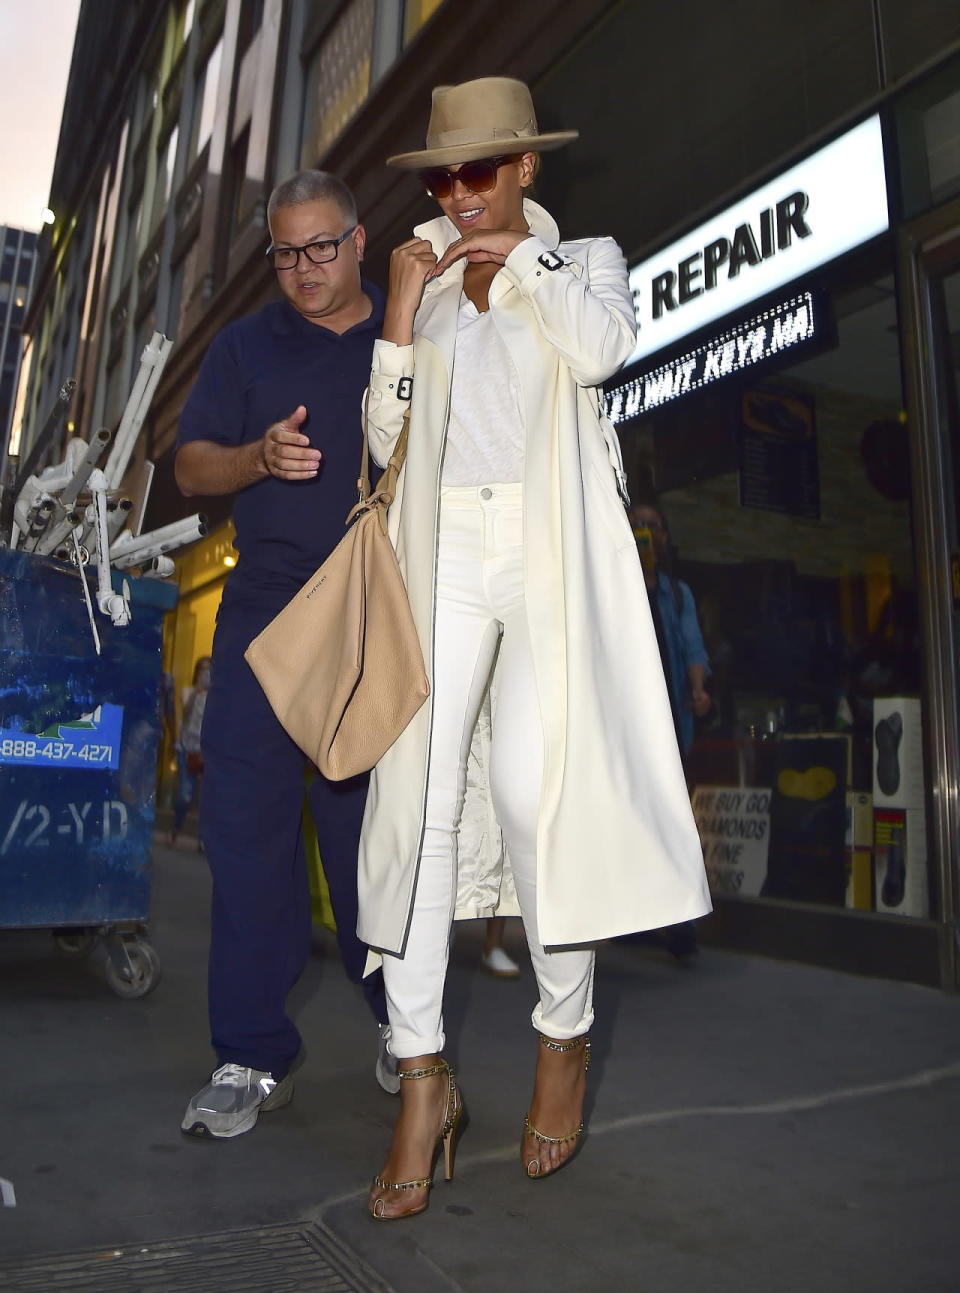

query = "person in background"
[480, 915, 521, 978]
[174, 169, 395, 1142]
[168, 655, 211, 848]
[630, 501, 711, 960]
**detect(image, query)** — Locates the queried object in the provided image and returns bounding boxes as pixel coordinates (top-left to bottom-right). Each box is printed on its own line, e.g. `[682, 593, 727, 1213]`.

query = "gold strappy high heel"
[522, 1032, 590, 1179]
[369, 1058, 463, 1221]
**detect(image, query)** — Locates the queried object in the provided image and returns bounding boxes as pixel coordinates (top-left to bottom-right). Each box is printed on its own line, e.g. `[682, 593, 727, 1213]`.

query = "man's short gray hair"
[267, 170, 358, 227]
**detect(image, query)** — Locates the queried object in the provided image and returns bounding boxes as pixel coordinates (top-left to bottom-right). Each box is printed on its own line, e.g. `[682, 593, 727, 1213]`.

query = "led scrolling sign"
[606, 292, 818, 424]
[605, 115, 889, 422]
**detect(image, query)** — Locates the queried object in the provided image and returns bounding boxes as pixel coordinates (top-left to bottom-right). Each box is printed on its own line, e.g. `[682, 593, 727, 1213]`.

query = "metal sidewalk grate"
[0, 1220, 395, 1293]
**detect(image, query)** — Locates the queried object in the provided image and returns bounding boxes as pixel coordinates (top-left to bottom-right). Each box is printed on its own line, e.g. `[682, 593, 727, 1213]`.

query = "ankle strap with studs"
[537, 1032, 590, 1053]
[397, 1060, 451, 1082]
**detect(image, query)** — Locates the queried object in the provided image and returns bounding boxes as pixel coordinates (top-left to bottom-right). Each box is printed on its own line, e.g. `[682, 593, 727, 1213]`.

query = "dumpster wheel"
[103, 935, 162, 999]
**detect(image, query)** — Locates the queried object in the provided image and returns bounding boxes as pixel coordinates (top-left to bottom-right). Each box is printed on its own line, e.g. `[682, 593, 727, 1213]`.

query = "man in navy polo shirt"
[175, 171, 396, 1139]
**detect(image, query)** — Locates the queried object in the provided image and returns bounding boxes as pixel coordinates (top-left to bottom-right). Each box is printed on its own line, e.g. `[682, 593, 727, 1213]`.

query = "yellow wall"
[404, 0, 444, 41]
[159, 520, 235, 794]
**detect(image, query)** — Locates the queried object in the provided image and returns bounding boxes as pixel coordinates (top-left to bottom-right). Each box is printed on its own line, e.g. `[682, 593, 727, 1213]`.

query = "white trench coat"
[358, 200, 711, 960]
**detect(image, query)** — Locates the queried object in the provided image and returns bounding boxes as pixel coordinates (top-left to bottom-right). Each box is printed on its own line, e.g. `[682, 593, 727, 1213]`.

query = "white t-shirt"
[441, 294, 524, 486]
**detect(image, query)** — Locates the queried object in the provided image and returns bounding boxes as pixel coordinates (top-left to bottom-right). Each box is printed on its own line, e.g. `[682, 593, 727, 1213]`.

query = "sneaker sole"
[181, 1076, 294, 1139]
[376, 1066, 401, 1096]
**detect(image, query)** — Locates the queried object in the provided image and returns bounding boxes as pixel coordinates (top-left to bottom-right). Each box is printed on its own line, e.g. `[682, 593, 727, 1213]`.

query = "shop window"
[619, 244, 930, 920]
[403, 0, 444, 43]
[301, 0, 374, 162]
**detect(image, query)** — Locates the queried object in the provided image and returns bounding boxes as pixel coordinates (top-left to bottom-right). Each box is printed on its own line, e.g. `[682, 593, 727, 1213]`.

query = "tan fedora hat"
[387, 76, 578, 169]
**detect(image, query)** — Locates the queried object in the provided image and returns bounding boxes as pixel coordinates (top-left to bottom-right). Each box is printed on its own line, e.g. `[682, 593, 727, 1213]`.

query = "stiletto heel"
[369, 1057, 463, 1221]
[522, 1032, 590, 1180]
[442, 1116, 458, 1181]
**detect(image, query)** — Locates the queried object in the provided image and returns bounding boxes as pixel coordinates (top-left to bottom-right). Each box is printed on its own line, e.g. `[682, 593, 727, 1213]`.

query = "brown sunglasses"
[418, 154, 521, 200]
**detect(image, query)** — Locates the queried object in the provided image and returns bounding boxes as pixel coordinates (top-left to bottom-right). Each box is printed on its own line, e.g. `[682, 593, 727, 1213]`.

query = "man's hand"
[261, 406, 321, 481]
[176, 409, 318, 497]
[690, 686, 712, 718]
[431, 229, 531, 278]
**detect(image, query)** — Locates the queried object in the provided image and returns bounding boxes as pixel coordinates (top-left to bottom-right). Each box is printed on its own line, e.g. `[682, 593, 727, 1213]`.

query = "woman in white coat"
[361, 78, 711, 1220]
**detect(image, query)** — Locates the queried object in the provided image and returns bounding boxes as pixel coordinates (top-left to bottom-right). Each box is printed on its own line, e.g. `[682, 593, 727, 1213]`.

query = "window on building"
[122, 197, 144, 288]
[152, 125, 180, 231]
[403, 0, 444, 43]
[236, 0, 264, 60]
[166, 256, 186, 341]
[225, 127, 251, 242]
[302, 0, 375, 162]
[189, 36, 223, 163]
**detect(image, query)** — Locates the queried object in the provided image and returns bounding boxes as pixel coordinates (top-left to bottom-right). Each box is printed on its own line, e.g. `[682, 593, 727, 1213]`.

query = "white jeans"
[385, 484, 595, 1058]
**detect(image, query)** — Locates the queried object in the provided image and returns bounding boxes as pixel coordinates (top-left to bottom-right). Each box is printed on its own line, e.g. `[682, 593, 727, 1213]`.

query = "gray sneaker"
[376, 1024, 400, 1095]
[180, 1063, 294, 1139]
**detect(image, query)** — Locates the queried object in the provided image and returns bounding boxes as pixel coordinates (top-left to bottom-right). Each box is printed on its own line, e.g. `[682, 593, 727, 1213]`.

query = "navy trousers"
[200, 595, 386, 1079]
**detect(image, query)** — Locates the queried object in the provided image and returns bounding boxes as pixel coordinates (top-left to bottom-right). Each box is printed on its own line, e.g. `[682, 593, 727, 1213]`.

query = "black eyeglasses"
[265, 225, 357, 270]
[418, 155, 521, 200]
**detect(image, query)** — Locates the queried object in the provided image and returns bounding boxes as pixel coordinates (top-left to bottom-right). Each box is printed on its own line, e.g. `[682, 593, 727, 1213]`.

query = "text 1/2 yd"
[0, 799, 130, 855]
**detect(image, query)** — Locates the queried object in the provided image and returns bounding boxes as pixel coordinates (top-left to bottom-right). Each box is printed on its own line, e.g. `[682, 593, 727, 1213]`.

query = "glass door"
[899, 197, 960, 987]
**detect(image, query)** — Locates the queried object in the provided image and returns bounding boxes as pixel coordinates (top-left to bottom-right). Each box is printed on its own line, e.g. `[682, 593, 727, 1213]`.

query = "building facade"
[0, 225, 38, 465]
[14, 0, 960, 986]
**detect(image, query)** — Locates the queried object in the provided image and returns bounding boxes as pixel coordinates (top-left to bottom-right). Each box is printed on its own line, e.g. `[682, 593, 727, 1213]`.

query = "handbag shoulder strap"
[359, 387, 410, 507]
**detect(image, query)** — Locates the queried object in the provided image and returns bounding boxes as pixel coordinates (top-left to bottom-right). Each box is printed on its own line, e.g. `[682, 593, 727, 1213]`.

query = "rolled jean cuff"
[385, 1024, 447, 1060]
[530, 1002, 594, 1040]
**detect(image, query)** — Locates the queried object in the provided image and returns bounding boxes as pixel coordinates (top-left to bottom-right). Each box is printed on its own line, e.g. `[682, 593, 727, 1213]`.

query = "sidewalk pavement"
[2, 839, 959, 1292]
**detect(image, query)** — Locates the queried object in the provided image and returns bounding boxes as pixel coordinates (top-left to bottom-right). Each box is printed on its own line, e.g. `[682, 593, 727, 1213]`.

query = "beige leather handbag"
[244, 404, 429, 780]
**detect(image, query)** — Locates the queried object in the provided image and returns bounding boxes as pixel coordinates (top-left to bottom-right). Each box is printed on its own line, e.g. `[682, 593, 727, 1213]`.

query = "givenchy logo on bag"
[306, 575, 327, 598]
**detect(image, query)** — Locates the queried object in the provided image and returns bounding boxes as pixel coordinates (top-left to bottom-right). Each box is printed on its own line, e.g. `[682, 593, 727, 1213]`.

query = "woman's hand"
[383, 238, 438, 344]
[431, 229, 531, 277]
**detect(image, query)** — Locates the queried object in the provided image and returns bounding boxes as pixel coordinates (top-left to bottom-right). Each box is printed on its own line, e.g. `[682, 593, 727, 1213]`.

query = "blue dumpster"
[0, 547, 177, 997]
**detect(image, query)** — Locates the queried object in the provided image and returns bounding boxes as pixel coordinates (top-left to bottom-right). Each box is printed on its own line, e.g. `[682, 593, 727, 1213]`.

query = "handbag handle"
[348, 390, 411, 526]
